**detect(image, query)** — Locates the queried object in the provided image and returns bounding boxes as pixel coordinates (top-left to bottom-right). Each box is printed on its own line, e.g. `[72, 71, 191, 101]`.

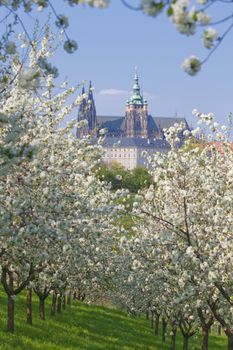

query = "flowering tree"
[127, 111, 233, 349]
[117, 227, 200, 350]
[0, 27, 125, 332]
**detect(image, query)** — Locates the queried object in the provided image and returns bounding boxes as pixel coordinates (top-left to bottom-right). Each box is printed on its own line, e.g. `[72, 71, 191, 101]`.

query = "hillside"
[0, 291, 227, 350]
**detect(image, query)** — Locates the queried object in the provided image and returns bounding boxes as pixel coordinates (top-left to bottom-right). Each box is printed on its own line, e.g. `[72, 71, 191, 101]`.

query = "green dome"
[129, 96, 143, 105]
[129, 73, 143, 106]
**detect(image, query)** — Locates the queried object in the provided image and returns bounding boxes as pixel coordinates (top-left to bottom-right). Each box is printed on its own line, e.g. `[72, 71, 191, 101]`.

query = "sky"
[20, 1, 233, 126]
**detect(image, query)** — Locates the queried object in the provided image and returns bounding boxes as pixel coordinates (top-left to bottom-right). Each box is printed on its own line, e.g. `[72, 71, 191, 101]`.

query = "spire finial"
[132, 67, 140, 93]
[127, 67, 144, 106]
[134, 66, 139, 80]
[88, 80, 94, 100]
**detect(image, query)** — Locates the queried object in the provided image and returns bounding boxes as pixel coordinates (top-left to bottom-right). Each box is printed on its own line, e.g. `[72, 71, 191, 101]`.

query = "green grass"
[0, 290, 227, 349]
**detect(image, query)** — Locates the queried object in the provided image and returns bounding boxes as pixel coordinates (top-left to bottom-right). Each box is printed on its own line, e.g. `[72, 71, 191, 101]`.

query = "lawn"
[0, 290, 227, 349]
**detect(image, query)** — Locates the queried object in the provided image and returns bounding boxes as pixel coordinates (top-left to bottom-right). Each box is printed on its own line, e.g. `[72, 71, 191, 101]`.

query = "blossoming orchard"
[118, 114, 233, 350]
[0, 2, 233, 350]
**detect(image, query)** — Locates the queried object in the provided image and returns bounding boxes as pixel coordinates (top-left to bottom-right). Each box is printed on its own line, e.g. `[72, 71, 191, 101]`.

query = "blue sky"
[22, 1, 233, 126]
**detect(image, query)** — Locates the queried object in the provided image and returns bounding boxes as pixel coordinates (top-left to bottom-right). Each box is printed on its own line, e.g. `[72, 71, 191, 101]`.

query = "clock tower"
[124, 73, 148, 138]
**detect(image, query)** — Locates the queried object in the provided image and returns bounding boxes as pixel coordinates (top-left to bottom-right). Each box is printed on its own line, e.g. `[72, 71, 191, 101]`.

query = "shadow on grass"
[0, 291, 228, 350]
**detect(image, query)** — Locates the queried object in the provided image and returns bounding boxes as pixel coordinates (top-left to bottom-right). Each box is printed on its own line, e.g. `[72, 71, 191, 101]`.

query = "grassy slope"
[0, 291, 227, 350]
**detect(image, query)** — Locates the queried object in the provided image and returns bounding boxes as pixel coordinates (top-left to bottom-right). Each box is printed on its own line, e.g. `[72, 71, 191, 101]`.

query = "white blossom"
[181, 56, 201, 76]
[171, 0, 196, 36]
[202, 27, 219, 49]
[196, 11, 211, 24]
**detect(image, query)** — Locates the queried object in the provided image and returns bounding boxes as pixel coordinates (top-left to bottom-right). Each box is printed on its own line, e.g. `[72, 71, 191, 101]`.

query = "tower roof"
[86, 81, 96, 115]
[129, 72, 143, 106]
[78, 86, 87, 119]
[88, 81, 94, 101]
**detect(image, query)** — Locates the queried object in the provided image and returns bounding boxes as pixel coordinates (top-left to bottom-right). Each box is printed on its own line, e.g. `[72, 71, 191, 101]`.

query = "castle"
[77, 74, 189, 169]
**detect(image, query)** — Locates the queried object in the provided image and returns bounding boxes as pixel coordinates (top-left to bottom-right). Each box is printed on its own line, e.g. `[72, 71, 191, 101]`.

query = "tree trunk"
[146, 310, 149, 320]
[67, 293, 71, 306]
[170, 328, 177, 350]
[151, 311, 154, 329]
[62, 294, 66, 310]
[208, 302, 233, 350]
[218, 325, 221, 335]
[201, 327, 209, 350]
[26, 288, 32, 325]
[57, 295, 62, 313]
[7, 271, 15, 333]
[39, 298, 45, 320]
[51, 292, 57, 316]
[197, 308, 213, 350]
[7, 295, 15, 333]
[154, 314, 160, 335]
[1, 267, 34, 333]
[227, 333, 233, 350]
[162, 318, 167, 342]
[183, 335, 189, 350]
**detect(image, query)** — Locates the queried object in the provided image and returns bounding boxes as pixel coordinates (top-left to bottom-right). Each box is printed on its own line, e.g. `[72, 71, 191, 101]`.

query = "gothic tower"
[76, 86, 88, 138]
[76, 82, 97, 138]
[86, 81, 97, 132]
[124, 73, 148, 138]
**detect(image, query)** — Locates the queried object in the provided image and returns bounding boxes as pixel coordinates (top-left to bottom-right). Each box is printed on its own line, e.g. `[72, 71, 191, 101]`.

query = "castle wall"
[102, 147, 137, 170]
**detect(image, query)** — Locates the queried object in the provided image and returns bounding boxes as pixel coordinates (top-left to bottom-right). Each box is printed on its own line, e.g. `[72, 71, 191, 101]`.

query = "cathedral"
[76, 82, 97, 138]
[77, 74, 189, 169]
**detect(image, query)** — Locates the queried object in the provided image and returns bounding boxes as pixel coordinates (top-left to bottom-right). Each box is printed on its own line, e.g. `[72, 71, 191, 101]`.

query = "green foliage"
[95, 163, 152, 193]
[0, 289, 227, 349]
[167, 6, 173, 16]
[96, 162, 125, 190]
[123, 167, 152, 193]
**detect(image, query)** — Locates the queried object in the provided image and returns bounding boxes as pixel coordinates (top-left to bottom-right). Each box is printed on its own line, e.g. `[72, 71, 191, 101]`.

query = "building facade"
[77, 74, 189, 169]
[101, 137, 170, 170]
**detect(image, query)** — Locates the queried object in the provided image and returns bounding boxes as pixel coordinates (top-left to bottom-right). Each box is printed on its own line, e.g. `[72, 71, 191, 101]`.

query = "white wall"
[102, 147, 137, 170]
[102, 146, 169, 169]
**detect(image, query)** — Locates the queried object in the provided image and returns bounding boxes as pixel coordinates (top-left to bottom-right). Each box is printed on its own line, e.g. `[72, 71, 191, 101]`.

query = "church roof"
[97, 115, 189, 132]
[102, 137, 170, 149]
[97, 116, 125, 132]
[154, 117, 189, 130]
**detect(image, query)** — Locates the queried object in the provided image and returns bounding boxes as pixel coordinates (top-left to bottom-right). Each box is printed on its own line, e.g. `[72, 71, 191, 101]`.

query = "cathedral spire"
[76, 81, 97, 138]
[129, 70, 143, 106]
[133, 72, 140, 95]
[78, 86, 86, 118]
[77, 86, 88, 138]
[125, 72, 149, 138]
[86, 81, 96, 133]
[88, 81, 93, 100]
